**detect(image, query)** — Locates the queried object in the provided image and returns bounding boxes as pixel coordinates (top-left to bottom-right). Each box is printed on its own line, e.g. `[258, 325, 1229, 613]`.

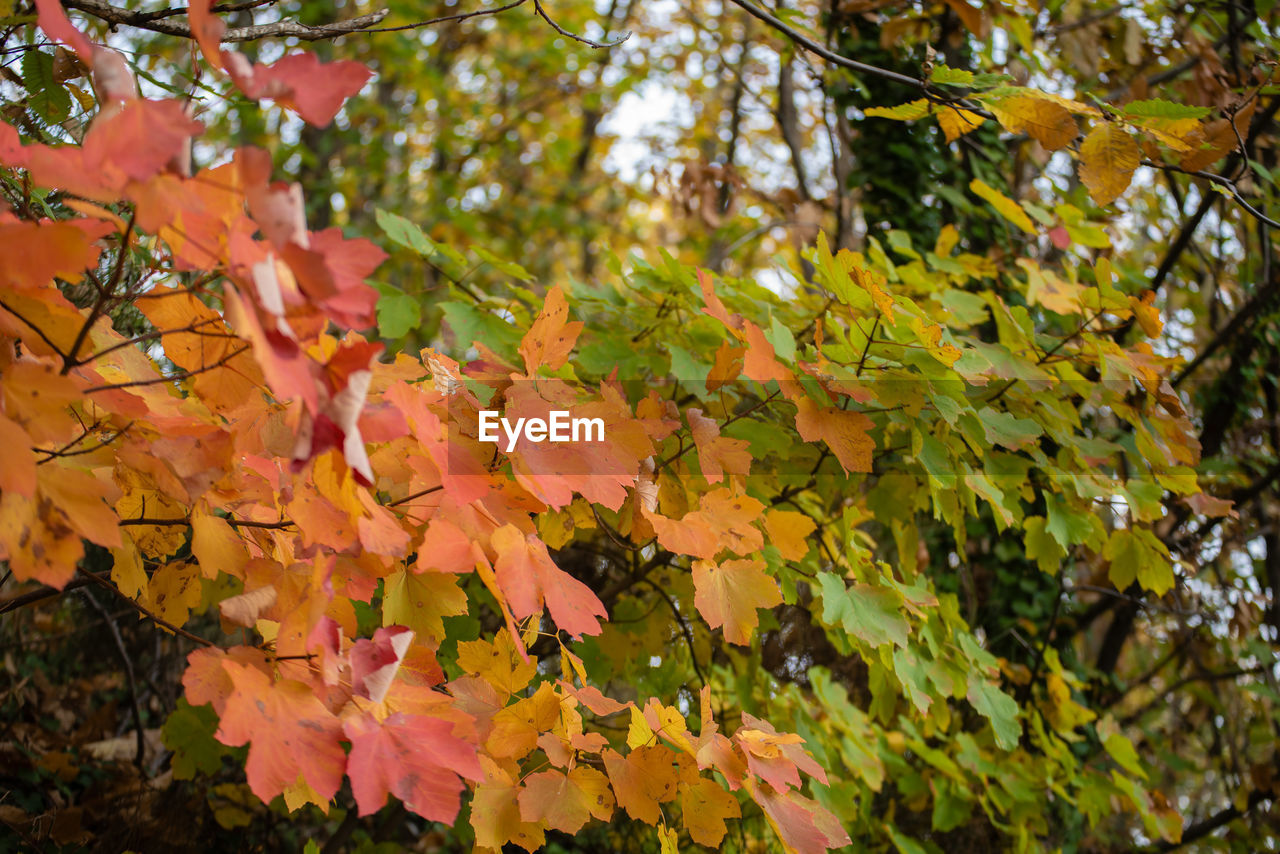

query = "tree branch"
[62, 0, 390, 42]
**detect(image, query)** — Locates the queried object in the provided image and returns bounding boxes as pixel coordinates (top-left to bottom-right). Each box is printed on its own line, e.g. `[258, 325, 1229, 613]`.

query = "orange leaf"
[681, 777, 741, 847]
[603, 745, 679, 824]
[519, 285, 583, 375]
[215, 661, 346, 804]
[491, 525, 606, 638]
[794, 397, 875, 474]
[517, 766, 615, 834]
[692, 558, 782, 645]
[764, 509, 816, 561]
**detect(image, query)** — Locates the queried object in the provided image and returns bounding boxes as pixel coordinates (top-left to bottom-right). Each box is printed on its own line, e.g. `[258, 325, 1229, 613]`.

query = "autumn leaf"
[518, 766, 615, 833]
[603, 745, 679, 824]
[989, 95, 1078, 150]
[794, 397, 875, 475]
[343, 710, 482, 821]
[491, 524, 607, 637]
[214, 661, 346, 804]
[1079, 122, 1141, 205]
[969, 179, 1037, 234]
[519, 285, 583, 375]
[681, 776, 741, 846]
[692, 558, 782, 645]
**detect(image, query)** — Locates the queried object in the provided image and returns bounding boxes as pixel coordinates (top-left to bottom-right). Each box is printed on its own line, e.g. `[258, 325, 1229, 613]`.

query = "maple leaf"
[518, 766, 615, 834]
[382, 566, 468, 641]
[471, 757, 546, 852]
[751, 783, 851, 854]
[603, 745, 679, 825]
[519, 285, 583, 375]
[692, 558, 782, 645]
[681, 777, 741, 847]
[34, 0, 95, 67]
[224, 52, 372, 127]
[187, 0, 226, 71]
[343, 709, 482, 821]
[687, 407, 751, 482]
[214, 661, 346, 804]
[644, 487, 764, 560]
[490, 524, 607, 637]
[291, 340, 383, 485]
[793, 397, 875, 475]
[764, 509, 816, 561]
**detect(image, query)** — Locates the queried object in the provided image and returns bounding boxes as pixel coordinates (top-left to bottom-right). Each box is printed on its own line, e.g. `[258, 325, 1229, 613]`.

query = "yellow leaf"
[1127, 291, 1163, 338]
[658, 823, 679, 854]
[627, 705, 655, 750]
[191, 508, 249, 580]
[603, 745, 679, 824]
[764, 509, 816, 561]
[935, 105, 986, 142]
[969, 178, 1037, 234]
[457, 629, 536, 697]
[1079, 123, 1140, 205]
[111, 533, 148, 599]
[989, 95, 1078, 150]
[144, 561, 203, 628]
[681, 777, 741, 847]
[382, 568, 467, 641]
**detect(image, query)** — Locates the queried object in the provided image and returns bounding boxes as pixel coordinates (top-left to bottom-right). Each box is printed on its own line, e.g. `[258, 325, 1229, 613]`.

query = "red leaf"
[214, 660, 346, 804]
[343, 710, 482, 821]
[225, 51, 371, 127]
[350, 626, 414, 704]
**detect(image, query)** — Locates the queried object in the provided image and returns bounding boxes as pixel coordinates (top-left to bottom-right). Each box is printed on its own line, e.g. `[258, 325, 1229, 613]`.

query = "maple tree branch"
[82, 343, 251, 393]
[1141, 160, 1280, 230]
[387, 484, 443, 507]
[61, 0, 390, 42]
[0, 570, 110, 615]
[639, 578, 707, 689]
[69, 317, 236, 369]
[118, 514, 295, 530]
[0, 297, 72, 361]
[1148, 788, 1275, 852]
[77, 567, 215, 647]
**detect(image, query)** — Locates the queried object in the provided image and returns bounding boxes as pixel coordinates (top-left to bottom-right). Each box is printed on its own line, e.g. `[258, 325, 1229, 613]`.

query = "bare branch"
[62, 0, 390, 42]
[532, 0, 629, 48]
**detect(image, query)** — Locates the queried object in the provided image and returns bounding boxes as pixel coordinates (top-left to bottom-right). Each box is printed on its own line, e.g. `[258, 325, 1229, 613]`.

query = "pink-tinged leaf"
[225, 51, 372, 127]
[35, 0, 95, 67]
[692, 558, 782, 646]
[350, 626, 414, 704]
[91, 48, 138, 104]
[753, 784, 851, 854]
[491, 524, 607, 637]
[559, 681, 628, 716]
[1049, 225, 1071, 249]
[214, 660, 346, 804]
[343, 710, 482, 821]
[517, 767, 615, 833]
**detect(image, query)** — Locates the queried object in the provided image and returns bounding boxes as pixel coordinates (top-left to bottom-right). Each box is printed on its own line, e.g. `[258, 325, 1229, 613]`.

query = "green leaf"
[966, 675, 1020, 749]
[22, 50, 70, 124]
[766, 314, 796, 362]
[1121, 99, 1212, 120]
[162, 699, 224, 780]
[1103, 527, 1173, 595]
[817, 572, 910, 649]
[1024, 516, 1066, 573]
[374, 284, 421, 339]
[930, 65, 975, 87]
[1103, 733, 1147, 780]
[440, 301, 522, 356]
[977, 408, 1042, 450]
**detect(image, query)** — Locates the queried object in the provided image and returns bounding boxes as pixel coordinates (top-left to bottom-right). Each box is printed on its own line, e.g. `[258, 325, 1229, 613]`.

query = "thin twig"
[78, 568, 215, 647]
[532, 0, 629, 48]
[82, 587, 146, 769]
